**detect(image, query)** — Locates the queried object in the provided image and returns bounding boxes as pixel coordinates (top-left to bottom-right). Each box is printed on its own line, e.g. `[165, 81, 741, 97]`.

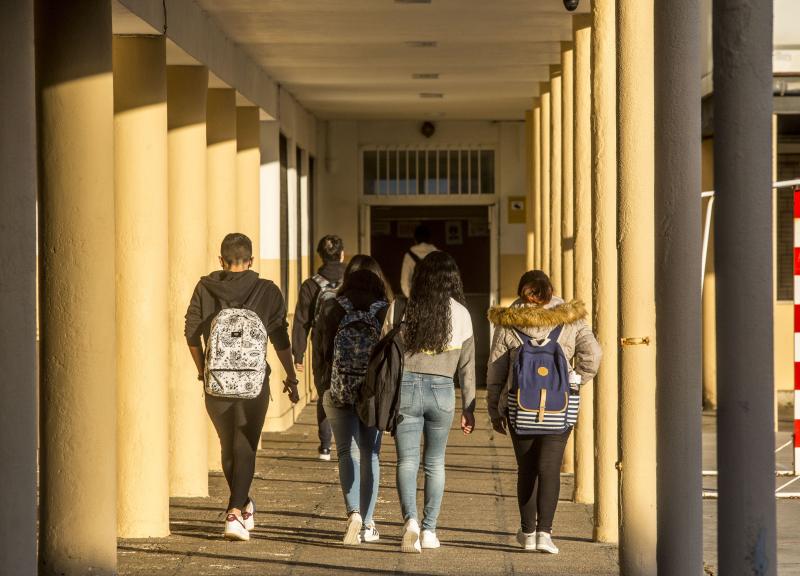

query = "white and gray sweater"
[384, 298, 476, 412]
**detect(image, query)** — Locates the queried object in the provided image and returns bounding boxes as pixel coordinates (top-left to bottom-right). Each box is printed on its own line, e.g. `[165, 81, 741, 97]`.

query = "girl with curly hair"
[383, 250, 476, 553]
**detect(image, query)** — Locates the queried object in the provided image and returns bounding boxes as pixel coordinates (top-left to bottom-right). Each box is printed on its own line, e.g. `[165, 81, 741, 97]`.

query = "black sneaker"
[318, 446, 332, 461]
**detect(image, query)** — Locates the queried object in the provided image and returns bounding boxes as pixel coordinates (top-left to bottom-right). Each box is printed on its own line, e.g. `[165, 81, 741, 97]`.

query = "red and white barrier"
[794, 186, 800, 475]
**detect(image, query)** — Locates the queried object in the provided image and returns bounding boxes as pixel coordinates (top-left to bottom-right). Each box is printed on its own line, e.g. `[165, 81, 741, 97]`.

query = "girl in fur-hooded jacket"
[486, 297, 602, 426]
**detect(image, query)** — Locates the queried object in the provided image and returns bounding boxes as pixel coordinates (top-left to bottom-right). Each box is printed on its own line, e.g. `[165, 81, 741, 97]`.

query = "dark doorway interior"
[370, 205, 492, 387]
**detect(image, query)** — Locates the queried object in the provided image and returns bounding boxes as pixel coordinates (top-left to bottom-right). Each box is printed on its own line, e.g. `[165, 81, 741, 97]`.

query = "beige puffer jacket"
[486, 297, 602, 423]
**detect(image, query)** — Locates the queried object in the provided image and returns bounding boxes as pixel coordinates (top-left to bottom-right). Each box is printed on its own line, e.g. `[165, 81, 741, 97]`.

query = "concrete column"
[713, 1, 777, 574]
[590, 0, 619, 544]
[654, 0, 703, 573]
[701, 139, 717, 409]
[0, 1, 37, 573]
[560, 45, 576, 476]
[540, 86, 551, 274]
[237, 106, 261, 270]
[617, 0, 657, 572]
[113, 35, 170, 538]
[36, 1, 118, 573]
[533, 105, 542, 269]
[167, 65, 209, 497]
[572, 14, 595, 506]
[206, 87, 238, 471]
[549, 71, 563, 295]
[260, 121, 294, 431]
[525, 109, 535, 270]
[561, 43, 575, 303]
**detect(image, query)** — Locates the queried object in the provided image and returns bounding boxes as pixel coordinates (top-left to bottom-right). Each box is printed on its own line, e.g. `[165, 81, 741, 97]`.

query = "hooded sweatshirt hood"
[199, 269, 261, 308]
[487, 297, 588, 338]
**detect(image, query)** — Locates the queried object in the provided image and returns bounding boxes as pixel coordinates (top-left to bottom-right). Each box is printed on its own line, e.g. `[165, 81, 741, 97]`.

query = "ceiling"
[194, 0, 590, 121]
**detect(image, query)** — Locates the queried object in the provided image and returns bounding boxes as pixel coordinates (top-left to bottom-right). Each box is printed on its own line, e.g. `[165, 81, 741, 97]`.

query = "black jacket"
[184, 270, 290, 352]
[312, 289, 390, 393]
[291, 261, 346, 364]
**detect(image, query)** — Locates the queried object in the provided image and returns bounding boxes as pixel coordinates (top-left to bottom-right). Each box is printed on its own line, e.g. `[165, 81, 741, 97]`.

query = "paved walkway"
[119, 397, 619, 575]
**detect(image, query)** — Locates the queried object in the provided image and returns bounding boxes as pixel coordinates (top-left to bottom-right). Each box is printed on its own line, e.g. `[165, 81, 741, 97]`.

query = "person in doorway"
[400, 224, 438, 297]
[185, 233, 300, 541]
[313, 255, 393, 545]
[486, 270, 601, 554]
[384, 250, 476, 553]
[292, 235, 346, 461]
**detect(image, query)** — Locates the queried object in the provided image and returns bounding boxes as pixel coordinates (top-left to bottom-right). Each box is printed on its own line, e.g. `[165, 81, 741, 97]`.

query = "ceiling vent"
[412, 73, 440, 80]
[395, 0, 432, 4]
[405, 41, 438, 48]
[419, 92, 444, 99]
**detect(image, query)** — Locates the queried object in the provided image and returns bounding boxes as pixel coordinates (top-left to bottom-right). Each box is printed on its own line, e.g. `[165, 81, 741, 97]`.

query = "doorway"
[369, 205, 493, 387]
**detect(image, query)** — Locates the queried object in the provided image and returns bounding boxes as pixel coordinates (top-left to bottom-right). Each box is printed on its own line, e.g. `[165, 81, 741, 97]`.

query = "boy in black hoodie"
[185, 233, 299, 541]
[291, 235, 346, 460]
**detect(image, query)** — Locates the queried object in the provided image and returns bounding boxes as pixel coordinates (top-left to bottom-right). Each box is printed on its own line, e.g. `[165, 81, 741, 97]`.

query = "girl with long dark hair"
[486, 270, 601, 554]
[313, 255, 392, 545]
[383, 251, 476, 553]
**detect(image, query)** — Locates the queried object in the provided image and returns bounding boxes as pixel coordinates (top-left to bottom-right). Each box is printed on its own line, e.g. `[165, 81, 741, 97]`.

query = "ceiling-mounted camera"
[563, 0, 580, 11]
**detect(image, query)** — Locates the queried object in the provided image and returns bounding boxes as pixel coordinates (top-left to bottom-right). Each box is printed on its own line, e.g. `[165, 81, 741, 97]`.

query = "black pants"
[205, 384, 269, 511]
[510, 428, 572, 534]
[312, 348, 332, 449]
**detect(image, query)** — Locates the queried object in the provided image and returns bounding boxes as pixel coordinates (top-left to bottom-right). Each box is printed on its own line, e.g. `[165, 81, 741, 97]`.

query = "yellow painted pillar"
[561, 45, 576, 476]
[525, 109, 535, 270]
[288, 141, 301, 313]
[206, 88, 238, 471]
[572, 15, 595, 505]
[540, 86, 552, 274]
[37, 1, 118, 573]
[550, 70, 563, 296]
[617, 0, 657, 572]
[561, 44, 575, 303]
[167, 65, 209, 497]
[533, 105, 542, 270]
[701, 138, 717, 409]
[260, 121, 294, 431]
[237, 106, 261, 271]
[591, 0, 620, 545]
[113, 35, 170, 538]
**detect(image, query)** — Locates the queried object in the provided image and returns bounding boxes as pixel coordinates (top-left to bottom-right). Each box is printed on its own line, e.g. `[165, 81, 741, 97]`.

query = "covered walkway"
[118, 397, 619, 576]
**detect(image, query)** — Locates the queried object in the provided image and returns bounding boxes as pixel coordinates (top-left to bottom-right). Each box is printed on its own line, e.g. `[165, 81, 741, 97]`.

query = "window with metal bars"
[363, 148, 495, 196]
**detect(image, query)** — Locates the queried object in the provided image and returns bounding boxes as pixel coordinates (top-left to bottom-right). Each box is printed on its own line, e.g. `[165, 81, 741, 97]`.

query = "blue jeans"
[394, 372, 456, 532]
[323, 391, 382, 525]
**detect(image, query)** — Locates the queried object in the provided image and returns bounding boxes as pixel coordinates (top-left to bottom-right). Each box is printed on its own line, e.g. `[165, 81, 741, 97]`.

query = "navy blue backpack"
[507, 325, 579, 435]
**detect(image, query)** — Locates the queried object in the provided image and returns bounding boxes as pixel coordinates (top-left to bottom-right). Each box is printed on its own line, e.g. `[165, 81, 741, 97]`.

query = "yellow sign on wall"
[508, 196, 527, 224]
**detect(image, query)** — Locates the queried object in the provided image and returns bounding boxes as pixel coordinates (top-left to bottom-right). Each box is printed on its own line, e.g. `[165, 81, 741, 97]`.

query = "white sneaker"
[536, 531, 559, 554]
[420, 529, 440, 549]
[401, 518, 422, 553]
[223, 514, 250, 541]
[516, 529, 536, 551]
[362, 523, 380, 542]
[343, 512, 363, 546]
[242, 499, 255, 531]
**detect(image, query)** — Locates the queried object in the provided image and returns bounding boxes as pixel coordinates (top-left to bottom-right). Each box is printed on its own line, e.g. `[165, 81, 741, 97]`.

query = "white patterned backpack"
[204, 287, 268, 399]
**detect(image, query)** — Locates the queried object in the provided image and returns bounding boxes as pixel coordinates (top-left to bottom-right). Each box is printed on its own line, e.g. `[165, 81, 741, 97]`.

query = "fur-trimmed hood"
[488, 297, 588, 332]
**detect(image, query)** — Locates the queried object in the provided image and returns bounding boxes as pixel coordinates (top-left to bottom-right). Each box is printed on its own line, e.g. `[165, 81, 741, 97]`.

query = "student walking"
[399, 224, 438, 297]
[185, 233, 300, 541]
[486, 270, 601, 554]
[292, 235, 346, 460]
[384, 251, 476, 553]
[313, 255, 393, 545]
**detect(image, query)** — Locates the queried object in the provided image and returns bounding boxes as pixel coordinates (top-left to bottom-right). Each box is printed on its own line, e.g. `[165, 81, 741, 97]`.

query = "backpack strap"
[312, 274, 330, 289]
[368, 300, 388, 317]
[512, 328, 532, 346]
[337, 296, 354, 314]
[392, 296, 408, 326]
[407, 249, 422, 264]
[548, 324, 564, 342]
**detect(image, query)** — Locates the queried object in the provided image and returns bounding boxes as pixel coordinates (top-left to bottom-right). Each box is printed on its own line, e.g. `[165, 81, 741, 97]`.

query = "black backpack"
[357, 298, 407, 434]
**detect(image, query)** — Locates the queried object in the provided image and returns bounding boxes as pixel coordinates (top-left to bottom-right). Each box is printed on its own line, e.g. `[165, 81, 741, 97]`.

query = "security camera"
[563, 0, 579, 11]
